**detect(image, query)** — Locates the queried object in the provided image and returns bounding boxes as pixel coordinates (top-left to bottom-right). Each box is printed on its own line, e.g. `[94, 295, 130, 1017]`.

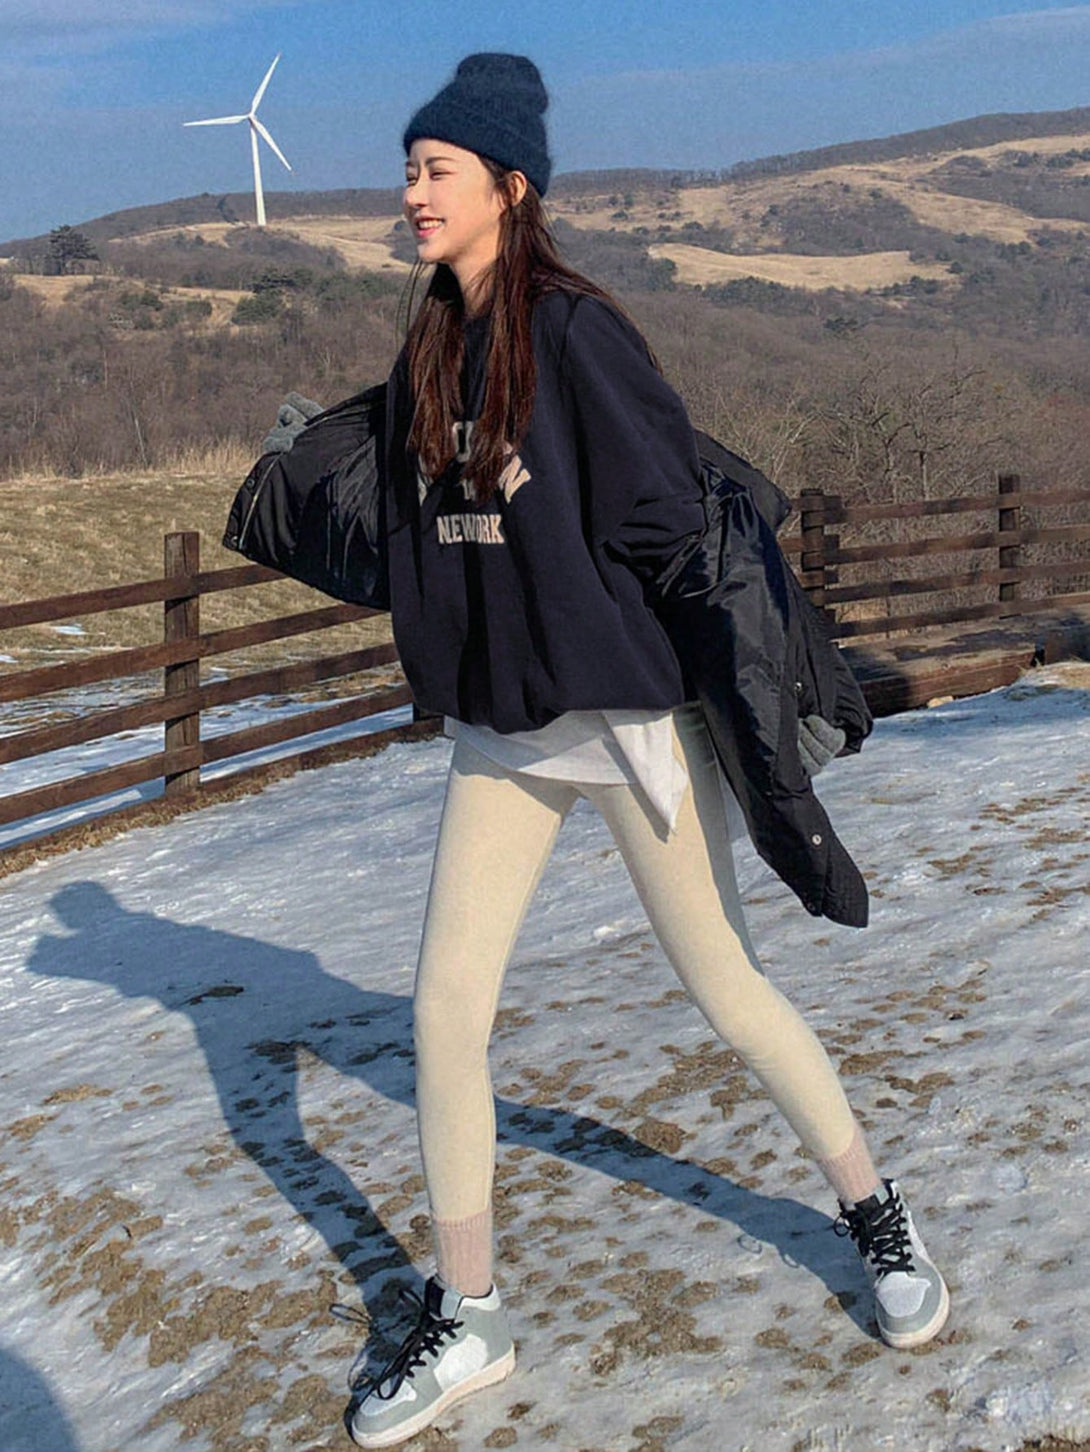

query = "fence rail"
[2, 473, 1089, 862]
[0, 531, 413, 856]
[788, 474, 1090, 636]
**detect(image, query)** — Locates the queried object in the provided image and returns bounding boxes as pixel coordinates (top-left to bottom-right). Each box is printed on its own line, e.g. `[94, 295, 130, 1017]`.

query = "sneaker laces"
[365, 1288, 463, 1401]
[834, 1183, 915, 1278]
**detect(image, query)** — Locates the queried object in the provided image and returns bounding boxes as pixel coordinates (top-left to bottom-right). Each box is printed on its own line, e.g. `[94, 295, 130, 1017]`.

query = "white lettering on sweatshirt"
[437, 512, 506, 546]
[418, 421, 530, 541]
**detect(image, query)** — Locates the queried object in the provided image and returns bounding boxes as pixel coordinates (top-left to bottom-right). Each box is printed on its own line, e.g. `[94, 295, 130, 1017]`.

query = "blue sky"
[3, 0, 1089, 242]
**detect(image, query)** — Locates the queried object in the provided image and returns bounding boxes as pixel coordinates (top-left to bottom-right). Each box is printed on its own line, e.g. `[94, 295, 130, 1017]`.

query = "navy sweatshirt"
[385, 289, 707, 733]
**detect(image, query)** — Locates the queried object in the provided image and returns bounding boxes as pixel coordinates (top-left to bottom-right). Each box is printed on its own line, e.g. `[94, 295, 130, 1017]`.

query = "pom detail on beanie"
[403, 53, 552, 197]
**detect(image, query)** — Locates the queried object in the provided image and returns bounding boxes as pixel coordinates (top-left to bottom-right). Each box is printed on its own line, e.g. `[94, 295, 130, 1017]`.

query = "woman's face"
[403, 138, 507, 296]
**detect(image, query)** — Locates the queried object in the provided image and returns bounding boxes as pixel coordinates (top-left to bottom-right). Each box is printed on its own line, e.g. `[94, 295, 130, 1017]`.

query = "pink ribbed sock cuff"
[816, 1121, 881, 1206]
[433, 1208, 494, 1298]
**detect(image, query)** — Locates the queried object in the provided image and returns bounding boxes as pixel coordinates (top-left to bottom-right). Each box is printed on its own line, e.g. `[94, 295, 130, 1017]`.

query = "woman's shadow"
[26, 881, 868, 1328]
[0, 1343, 82, 1452]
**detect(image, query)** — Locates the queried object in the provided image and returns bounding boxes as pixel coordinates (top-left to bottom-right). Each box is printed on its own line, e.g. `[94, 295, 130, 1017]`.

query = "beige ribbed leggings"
[413, 710, 877, 1295]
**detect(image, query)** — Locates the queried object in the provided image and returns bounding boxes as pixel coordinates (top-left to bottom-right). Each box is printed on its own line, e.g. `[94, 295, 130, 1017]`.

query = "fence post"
[799, 489, 839, 628]
[799, 490, 827, 602]
[164, 531, 201, 796]
[997, 472, 1021, 617]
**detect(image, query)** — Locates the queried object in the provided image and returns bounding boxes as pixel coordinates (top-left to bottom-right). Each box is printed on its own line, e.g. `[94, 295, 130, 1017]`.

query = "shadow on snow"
[26, 880, 871, 1340]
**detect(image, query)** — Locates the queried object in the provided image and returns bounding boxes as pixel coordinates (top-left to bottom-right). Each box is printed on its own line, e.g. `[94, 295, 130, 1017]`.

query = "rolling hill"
[4, 102, 1090, 494]
[6, 101, 1090, 306]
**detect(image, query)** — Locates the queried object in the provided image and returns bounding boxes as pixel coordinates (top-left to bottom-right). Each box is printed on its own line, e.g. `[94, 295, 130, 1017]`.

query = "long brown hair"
[404, 163, 631, 502]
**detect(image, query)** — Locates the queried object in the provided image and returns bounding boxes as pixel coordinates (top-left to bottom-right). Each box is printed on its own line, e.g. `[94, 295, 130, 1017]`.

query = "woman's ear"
[506, 170, 528, 209]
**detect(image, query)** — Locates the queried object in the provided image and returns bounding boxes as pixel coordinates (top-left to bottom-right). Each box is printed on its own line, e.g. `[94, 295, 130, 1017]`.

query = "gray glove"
[798, 714, 846, 777]
[262, 391, 323, 454]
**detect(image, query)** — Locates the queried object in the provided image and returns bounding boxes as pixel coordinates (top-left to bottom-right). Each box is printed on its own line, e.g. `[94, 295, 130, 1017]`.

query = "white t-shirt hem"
[446, 707, 694, 832]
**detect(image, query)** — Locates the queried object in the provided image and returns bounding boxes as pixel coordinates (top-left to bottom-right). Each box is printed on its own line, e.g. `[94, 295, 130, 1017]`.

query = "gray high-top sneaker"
[836, 1179, 950, 1349]
[350, 1278, 515, 1448]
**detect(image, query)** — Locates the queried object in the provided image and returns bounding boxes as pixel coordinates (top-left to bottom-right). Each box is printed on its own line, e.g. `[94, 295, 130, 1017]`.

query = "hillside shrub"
[232, 292, 283, 324]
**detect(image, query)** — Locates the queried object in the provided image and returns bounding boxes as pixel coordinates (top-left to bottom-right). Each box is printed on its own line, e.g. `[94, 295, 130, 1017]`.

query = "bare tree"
[813, 341, 1009, 501]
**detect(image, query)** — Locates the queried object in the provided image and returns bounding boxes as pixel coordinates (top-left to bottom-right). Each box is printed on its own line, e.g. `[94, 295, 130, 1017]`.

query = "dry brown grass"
[273, 216, 410, 274]
[11, 273, 249, 323]
[807, 162, 1087, 243]
[961, 129, 1090, 163]
[559, 177, 1079, 251]
[111, 216, 409, 276]
[119, 222, 240, 249]
[10, 274, 101, 306]
[551, 195, 686, 231]
[0, 467, 392, 668]
[648, 243, 953, 290]
[551, 130, 1090, 252]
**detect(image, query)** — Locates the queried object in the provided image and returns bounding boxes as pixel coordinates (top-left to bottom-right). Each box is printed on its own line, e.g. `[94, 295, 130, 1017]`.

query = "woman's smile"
[403, 137, 507, 292]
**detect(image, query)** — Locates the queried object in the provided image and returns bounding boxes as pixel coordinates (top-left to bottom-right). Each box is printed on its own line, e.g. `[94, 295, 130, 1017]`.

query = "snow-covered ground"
[0, 665, 1087, 1452]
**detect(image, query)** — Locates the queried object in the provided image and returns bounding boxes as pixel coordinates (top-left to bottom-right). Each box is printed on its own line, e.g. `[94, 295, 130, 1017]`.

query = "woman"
[242, 53, 950, 1450]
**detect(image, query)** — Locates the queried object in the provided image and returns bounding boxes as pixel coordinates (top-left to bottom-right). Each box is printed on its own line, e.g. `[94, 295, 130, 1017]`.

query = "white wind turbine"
[184, 55, 291, 227]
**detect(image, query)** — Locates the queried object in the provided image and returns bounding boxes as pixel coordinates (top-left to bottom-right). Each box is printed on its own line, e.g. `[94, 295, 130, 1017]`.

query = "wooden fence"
[0, 531, 419, 865]
[783, 473, 1090, 636]
[2, 474, 1089, 862]
[778, 472, 1090, 713]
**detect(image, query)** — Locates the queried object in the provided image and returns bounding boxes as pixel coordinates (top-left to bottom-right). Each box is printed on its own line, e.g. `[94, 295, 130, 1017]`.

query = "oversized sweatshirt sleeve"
[559, 296, 705, 577]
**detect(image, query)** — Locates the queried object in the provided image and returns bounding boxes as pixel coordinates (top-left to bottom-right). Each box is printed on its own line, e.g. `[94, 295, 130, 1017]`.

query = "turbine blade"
[184, 115, 247, 127]
[251, 53, 281, 112]
[252, 116, 292, 172]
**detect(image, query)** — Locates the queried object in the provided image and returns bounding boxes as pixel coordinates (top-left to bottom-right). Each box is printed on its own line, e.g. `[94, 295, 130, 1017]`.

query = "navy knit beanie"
[402, 53, 552, 197]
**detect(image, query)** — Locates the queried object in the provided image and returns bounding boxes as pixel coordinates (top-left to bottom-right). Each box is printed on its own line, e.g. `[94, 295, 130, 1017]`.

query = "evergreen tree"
[47, 226, 98, 276]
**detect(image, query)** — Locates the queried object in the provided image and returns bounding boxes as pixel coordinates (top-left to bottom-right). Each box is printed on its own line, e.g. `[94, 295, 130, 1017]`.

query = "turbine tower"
[184, 55, 291, 227]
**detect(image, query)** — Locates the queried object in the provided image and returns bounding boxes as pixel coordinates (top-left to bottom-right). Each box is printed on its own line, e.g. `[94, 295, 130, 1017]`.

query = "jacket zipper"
[236, 453, 281, 552]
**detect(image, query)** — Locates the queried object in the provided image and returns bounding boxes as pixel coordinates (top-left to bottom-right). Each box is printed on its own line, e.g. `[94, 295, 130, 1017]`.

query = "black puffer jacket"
[660, 431, 871, 926]
[224, 386, 871, 926]
[225, 384, 390, 610]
